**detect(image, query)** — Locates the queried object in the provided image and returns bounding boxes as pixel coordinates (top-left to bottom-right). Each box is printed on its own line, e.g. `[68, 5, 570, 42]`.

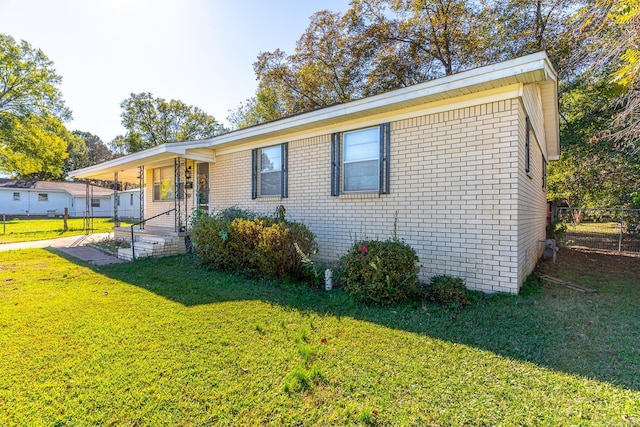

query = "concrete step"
[117, 247, 152, 261]
[134, 241, 163, 252]
[137, 235, 179, 245]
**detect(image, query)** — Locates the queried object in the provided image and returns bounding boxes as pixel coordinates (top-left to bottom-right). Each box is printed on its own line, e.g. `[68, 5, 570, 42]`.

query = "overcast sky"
[0, 0, 350, 143]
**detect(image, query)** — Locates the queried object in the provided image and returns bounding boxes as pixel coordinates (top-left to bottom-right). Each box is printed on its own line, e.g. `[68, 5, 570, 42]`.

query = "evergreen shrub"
[425, 275, 469, 307]
[341, 239, 420, 306]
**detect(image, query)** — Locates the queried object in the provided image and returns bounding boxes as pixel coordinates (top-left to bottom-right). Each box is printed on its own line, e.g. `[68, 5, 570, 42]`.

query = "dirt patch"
[538, 247, 640, 288]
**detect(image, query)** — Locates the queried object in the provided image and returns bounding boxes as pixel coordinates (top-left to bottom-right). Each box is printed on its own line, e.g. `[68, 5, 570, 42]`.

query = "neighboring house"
[112, 188, 142, 220]
[70, 52, 559, 294]
[0, 179, 114, 217]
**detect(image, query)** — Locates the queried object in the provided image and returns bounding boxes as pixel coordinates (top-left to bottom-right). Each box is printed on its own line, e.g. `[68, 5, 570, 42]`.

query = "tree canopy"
[227, 0, 638, 209]
[0, 34, 70, 121]
[0, 114, 71, 180]
[0, 33, 76, 179]
[118, 93, 226, 153]
[229, 0, 591, 127]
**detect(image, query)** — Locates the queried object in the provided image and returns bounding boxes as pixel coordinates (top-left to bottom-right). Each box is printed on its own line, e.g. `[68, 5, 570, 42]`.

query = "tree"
[227, 86, 284, 129]
[0, 114, 70, 180]
[582, 0, 640, 148]
[548, 71, 640, 208]
[73, 131, 113, 165]
[63, 131, 89, 175]
[0, 33, 75, 179]
[0, 34, 71, 120]
[231, 0, 564, 126]
[120, 93, 226, 153]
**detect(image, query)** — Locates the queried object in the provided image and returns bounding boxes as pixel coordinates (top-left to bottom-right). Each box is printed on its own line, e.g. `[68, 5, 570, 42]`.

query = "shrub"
[341, 239, 420, 306]
[190, 207, 317, 280]
[425, 275, 469, 307]
[189, 213, 233, 269]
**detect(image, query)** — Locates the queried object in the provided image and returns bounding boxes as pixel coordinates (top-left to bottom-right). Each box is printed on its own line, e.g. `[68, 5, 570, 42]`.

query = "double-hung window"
[343, 127, 379, 192]
[331, 123, 390, 195]
[153, 166, 175, 201]
[252, 143, 288, 198]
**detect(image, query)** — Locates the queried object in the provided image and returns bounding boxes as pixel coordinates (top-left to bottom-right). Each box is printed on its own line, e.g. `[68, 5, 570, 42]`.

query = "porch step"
[113, 228, 188, 261]
[117, 247, 153, 261]
[138, 235, 179, 245]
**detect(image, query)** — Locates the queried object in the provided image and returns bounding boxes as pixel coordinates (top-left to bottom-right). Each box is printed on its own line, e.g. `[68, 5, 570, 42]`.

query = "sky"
[0, 0, 350, 143]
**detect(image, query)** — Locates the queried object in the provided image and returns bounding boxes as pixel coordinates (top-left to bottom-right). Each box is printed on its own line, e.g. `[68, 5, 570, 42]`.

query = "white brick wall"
[517, 101, 548, 288]
[207, 98, 537, 293]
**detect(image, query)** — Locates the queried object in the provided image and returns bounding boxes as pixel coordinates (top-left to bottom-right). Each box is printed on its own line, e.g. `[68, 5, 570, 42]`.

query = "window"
[153, 166, 175, 201]
[38, 193, 48, 201]
[525, 116, 531, 174]
[252, 143, 288, 199]
[91, 198, 100, 208]
[13, 192, 19, 201]
[331, 123, 390, 196]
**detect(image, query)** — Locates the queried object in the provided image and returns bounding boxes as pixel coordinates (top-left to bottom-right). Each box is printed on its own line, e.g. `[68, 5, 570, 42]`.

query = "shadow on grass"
[52, 250, 640, 392]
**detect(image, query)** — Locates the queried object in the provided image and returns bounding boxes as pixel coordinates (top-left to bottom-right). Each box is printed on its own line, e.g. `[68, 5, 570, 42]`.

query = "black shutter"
[251, 148, 258, 199]
[379, 122, 391, 195]
[331, 132, 341, 196]
[525, 116, 531, 173]
[281, 143, 288, 198]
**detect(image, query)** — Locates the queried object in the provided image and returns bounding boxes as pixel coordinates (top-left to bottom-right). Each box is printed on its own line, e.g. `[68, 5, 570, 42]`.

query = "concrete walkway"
[0, 232, 126, 265]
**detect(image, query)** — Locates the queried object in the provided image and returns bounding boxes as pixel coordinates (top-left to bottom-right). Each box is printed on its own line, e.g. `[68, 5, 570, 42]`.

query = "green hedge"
[190, 207, 317, 280]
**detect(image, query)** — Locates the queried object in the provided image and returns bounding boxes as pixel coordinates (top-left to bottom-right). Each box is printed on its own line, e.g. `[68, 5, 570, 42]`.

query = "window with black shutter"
[252, 143, 288, 199]
[331, 123, 390, 196]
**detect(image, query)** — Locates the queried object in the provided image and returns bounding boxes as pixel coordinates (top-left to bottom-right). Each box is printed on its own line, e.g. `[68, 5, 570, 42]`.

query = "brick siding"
[205, 97, 545, 293]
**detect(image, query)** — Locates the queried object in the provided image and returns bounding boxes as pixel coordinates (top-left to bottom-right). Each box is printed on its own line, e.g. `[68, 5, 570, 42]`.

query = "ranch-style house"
[70, 51, 559, 294]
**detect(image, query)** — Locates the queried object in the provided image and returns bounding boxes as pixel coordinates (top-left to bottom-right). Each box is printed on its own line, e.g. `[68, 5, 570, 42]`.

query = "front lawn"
[0, 249, 639, 425]
[0, 217, 131, 243]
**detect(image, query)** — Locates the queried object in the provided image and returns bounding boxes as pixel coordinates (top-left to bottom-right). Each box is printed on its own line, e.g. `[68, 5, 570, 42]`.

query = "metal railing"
[130, 208, 176, 260]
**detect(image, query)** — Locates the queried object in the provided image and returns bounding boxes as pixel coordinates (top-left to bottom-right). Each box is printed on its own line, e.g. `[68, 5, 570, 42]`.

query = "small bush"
[425, 275, 469, 307]
[190, 207, 317, 280]
[189, 213, 233, 268]
[341, 239, 420, 306]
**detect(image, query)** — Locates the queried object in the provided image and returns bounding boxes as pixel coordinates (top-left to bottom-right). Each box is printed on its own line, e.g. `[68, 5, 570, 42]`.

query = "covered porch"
[70, 142, 216, 260]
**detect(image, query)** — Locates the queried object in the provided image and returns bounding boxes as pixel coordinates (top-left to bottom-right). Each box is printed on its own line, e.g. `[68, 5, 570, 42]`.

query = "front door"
[197, 162, 210, 213]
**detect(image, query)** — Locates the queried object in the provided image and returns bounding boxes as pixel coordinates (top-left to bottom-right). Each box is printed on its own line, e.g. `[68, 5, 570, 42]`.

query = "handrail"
[130, 208, 176, 260]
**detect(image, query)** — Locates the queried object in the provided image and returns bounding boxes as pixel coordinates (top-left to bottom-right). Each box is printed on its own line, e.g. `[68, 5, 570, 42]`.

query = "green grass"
[0, 218, 131, 243]
[0, 249, 639, 425]
[566, 221, 621, 234]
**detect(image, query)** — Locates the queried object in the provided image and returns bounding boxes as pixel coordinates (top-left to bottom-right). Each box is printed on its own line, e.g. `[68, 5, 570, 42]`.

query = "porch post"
[139, 165, 145, 228]
[174, 157, 183, 233]
[84, 181, 90, 234]
[113, 172, 120, 227]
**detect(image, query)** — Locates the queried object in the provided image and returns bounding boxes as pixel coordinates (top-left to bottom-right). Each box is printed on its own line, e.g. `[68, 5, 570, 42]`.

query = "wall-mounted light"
[185, 166, 192, 180]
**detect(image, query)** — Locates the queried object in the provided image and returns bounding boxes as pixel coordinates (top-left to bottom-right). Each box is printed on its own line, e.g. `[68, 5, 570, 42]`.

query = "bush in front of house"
[341, 239, 420, 306]
[190, 207, 317, 280]
[424, 275, 469, 307]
